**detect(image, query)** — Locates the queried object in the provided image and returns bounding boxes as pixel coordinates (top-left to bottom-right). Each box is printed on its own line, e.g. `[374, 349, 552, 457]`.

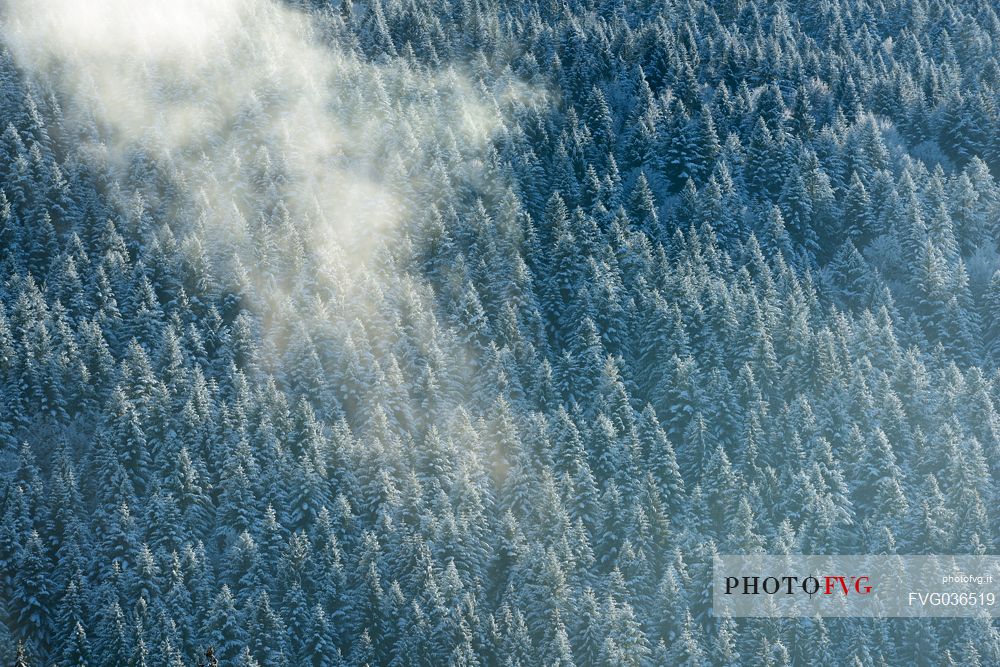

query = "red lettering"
[823, 576, 846, 594]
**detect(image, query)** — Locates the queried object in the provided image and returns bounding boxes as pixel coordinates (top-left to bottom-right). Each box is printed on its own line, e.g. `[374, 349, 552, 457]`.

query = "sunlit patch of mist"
[1, 0, 550, 465]
[1, 0, 545, 272]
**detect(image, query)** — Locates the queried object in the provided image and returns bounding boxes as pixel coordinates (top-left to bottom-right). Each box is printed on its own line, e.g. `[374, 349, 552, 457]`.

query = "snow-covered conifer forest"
[1, 0, 999, 664]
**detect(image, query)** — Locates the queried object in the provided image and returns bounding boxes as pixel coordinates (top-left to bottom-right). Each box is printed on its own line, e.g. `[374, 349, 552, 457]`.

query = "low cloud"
[1, 0, 541, 279]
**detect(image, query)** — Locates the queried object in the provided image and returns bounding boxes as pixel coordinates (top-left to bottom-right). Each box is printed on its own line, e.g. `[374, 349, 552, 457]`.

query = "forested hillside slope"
[1, 0, 999, 664]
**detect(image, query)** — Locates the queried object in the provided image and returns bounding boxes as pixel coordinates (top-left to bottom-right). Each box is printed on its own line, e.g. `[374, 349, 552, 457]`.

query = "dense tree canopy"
[1, 0, 1000, 664]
